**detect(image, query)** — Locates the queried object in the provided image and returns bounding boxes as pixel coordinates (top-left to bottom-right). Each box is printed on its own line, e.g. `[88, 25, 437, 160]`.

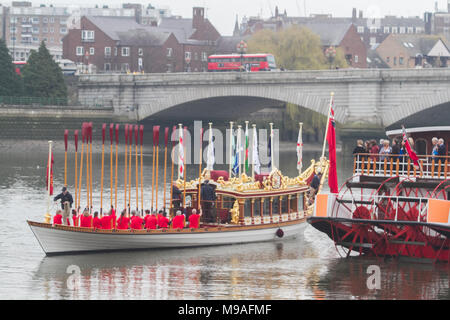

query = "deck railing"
[353, 153, 450, 179]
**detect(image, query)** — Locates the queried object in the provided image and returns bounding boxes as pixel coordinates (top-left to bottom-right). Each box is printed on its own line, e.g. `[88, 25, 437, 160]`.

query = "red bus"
[13, 61, 26, 75]
[208, 54, 277, 72]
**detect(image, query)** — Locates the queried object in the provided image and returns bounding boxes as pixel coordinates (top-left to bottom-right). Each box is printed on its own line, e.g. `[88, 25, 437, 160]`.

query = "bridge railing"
[353, 153, 450, 180]
[0, 96, 68, 106]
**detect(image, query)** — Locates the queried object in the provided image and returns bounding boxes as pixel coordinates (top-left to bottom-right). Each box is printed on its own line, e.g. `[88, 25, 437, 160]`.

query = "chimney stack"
[352, 8, 357, 21]
[192, 7, 205, 29]
[359, 10, 363, 19]
[448, 0, 450, 12]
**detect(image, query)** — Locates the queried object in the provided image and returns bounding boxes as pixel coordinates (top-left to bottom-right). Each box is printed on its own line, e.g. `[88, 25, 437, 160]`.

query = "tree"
[22, 41, 67, 99]
[0, 39, 23, 96]
[247, 25, 348, 70]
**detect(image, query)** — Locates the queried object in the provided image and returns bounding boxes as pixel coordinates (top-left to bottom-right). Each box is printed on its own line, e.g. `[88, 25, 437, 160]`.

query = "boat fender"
[276, 228, 284, 238]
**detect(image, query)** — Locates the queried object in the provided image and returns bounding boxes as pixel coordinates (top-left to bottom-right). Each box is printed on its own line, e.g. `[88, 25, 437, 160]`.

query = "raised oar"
[134, 124, 139, 213]
[64, 129, 68, 187]
[139, 125, 144, 215]
[74, 130, 79, 213]
[114, 124, 119, 213]
[155, 126, 161, 211]
[151, 126, 157, 212]
[128, 124, 133, 214]
[198, 127, 204, 210]
[100, 123, 106, 216]
[85, 123, 91, 213]
[163, 127, 169, 212]
[169, 126, 176, 217]
[78, 123, 86, 211]
[124, 124, 129, 215]
[109, 123, 114, 211]
[183, 125, 187, 209]
[89, 122, 93, 213]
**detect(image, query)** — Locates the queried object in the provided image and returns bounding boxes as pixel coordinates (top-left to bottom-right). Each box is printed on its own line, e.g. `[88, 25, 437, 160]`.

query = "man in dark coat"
[53, 187, 73, 226]
[171, 183, 182, 211]
[201, 180, 216, 223]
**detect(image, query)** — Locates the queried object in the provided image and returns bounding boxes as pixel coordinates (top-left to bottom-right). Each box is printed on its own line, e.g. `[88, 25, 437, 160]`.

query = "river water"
[0, 141, 448, 300]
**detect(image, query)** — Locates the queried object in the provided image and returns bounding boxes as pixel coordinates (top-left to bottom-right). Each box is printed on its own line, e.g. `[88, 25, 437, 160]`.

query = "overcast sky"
[4, 0, 448, 35]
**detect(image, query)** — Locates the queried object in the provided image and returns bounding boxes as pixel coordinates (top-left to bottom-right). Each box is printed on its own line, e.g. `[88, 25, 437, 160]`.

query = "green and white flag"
[244, 122, 249, 174]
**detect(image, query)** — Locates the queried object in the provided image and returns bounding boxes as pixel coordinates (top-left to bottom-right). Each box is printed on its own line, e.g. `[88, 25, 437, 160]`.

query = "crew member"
[101, 210, 112, 230]
[93, 211, 102, 229]
[53, 210, 63, 225]
[188, 209, 201, 229]
[71, 209, 79, 227]
[130, 210, 143, 230]
[80, 209, 93, 228]
[201, 180, 216, 223]
[171, 183, 182, 211]
[116, 210, 130, 230]
[171, 210, 185, 229]
[308, 169, 323, 206]
[157, 210, 169, 229]
[53, 187, 73, 225]
[145, 211, 158, 230]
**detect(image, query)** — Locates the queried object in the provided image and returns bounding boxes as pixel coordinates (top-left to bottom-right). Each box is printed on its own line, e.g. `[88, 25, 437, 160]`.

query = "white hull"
[28, 220, 306, 255]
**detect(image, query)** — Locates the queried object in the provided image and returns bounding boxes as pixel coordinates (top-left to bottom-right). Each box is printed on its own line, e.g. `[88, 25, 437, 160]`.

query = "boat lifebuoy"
[276, 228, 284, 238]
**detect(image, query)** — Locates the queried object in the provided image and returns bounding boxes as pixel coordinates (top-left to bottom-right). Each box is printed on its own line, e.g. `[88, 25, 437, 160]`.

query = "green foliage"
[247, 25, 348, 70]
[22, 41, 67, 99]
[0, 40, 23, 96]
[284, 103, 328, 142]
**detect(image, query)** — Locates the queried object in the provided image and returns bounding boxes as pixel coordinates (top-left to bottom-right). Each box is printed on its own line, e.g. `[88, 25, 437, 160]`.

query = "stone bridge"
[77, 68, 450, 130]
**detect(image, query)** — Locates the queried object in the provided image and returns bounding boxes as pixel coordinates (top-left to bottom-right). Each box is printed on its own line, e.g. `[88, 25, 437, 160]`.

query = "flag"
[252, 126, 261, 174]
[327, 98, 339, 194]
[46, 152, 54, 195]
[296, 125, 303, 173]
[178, 127, 184, 179]
[232, 129, 240, 176]
[268, 128, 272, 170]
[402, 126, 420, 169]
[244, 124, 249, 174]
[206, 127, 215, 170]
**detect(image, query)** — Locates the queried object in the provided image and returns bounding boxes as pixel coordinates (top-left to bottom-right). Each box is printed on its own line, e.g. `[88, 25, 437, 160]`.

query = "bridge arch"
[137, 85, 336, 121]
[383, 90, 450, 127]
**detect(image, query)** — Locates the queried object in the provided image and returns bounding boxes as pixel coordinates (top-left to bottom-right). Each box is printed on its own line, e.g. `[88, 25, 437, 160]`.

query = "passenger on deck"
[145, 211, 158, 230]
[438, 138, 446, 156]
[53, 210, 63, 225]
[432, 137, 439, 158]
[379, 140, 392, 162]
[93, 211, 102, 229]
[171, 210, 185, 229]
[391, 139, 400, 157]
[116, 210, 130, 230]
[80, 209, 93, 228]
[352, 139, 366, 156]
[188, 209, 201, 229]
[130, 210, 143, 230]
[157, 210, 169, 229]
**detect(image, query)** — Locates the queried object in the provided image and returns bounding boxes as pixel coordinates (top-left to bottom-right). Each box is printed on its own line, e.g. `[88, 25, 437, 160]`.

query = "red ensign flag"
[327, 100, 339, 194]
[46, 152, 54, 195]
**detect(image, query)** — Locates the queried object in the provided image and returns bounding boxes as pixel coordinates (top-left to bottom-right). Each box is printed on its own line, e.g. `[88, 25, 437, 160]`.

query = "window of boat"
[272, 197, 280, 215]
[281, 196, 288, 214]
[297, 193, 304, 212]
[253, 198, 261, 217]
[289, 195, 298, 213]
[244, 199, 251, 217]
[222, 196, 235, 209]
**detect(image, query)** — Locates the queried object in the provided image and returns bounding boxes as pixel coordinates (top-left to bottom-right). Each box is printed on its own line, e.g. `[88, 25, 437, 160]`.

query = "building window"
[32, 17, 39, 24]
[50, 17, 54, 23]
[391, 27, 398, 33]
[167, 64, 173, 72]
[355, 55, 359, 63]
[43, 27, 48, 33]
[90, 47, 95, 55]
[104, 63, 111, 71]
[384, 26, 390, 33]
[121, 63, 130, 72]
[32, 37, 39, 43]
[394, 57, 397, 65]
[370, 37, 377, 45]
[416, 27, 423, 34]
[121, 47, 130, 56]
[60, 19, 67, 25]
[81, 30, 95, 41]
[185, 51, 191, 60]
[357, 26, 364, 33]
[386, 57, 390, 63]
[60, 28, 67, 34]
[407, 27, 414, 34]
[138, 48, 143, 56]
[50, 28, 54, 33]
[105, 47, 111, 57]
[370, 27, 378, 33]
[32, 27, 39, 34]
[399, 57, 404, 65]
[399, 27, 406, 34]
[167, 47, 173, 57]
[76, 46, 84, 56]
[43, 17, 48, 23]
[10, 27, 17, 33]
[114, 47, 118, 56]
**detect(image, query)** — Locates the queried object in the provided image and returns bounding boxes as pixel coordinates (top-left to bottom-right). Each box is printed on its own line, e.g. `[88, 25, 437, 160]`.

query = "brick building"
[375, 34, 450, 68]
[63, 16, 180, 73]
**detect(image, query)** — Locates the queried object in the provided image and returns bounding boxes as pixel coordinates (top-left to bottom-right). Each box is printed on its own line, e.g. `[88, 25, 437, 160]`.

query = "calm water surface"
[0, 142, 449, 300]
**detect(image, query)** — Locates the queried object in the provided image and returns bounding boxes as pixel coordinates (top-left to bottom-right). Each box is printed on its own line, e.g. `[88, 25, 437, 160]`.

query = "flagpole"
[124, 124, 129, 215]
[198, 126, 203, 210]
[252, 124, 256, 180]
[155, 127, 160, 212]
[298, 122, 303, 175]
[237, 125, 242, 178]
[163, 127, 168, 212]
[64, 130, 68, 187]
[140, 125, 144, 215]
[89, 122, 93, 214]
[100, 124, 106, 216]
[269, 123, 274, 172]
[135, 125, 139, 213]
[45, 140, 53, 222]
[78, 123, 85, 212]
[169, 126, 176, 216]
[128, 125, 132, 215]
[321, 92, 334, 160]
[245, 121, 249, 175]
[183, 125, 187, 209]
[74, 130, 78, 213]
[207, 122, 213, 171]
[151, 126, 156, 212]
[114, 124, 119, 213]
[229, 121, 233, 178]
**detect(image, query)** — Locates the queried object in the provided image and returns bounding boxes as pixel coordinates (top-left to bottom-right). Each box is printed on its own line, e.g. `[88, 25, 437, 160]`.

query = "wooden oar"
[89, 122, 93, 213]
[64, 129, 68, 187]
[74, 130, 79, 213]
[198, 127, 204, 210]
[151, 126, 157, 212]
[134, 124, 139, 213]
[100, 123, 106, 216]
[169, 126, 176, 217]
[139, 125, 144, 215]
[128, 124, 133, 215]
[114, 124, 119, 213]
[109, 123, 114, 211]
[78, 123, 86, 211]
[124, 124, 129, 214]
[163, 127, 169, 212]
[85, 123, 90, 212]
[183, 125, 187, 209]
